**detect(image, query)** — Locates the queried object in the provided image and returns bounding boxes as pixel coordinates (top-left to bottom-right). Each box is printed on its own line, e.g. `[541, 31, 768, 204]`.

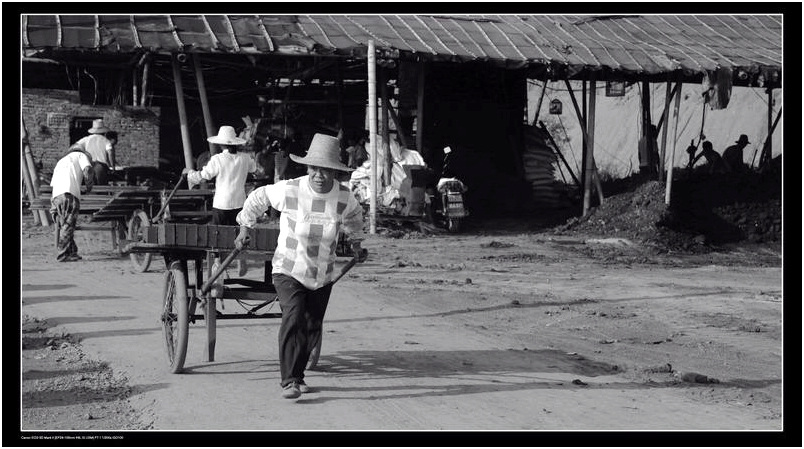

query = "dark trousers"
[51, 193, 80, 261]
[92, 162, 110, 185]
[211, 208, 241, 226]
[272, 274, 333, 387]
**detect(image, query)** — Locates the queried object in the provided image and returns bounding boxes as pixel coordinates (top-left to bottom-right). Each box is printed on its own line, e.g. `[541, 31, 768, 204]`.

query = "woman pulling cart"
[235, 133, 367, 399]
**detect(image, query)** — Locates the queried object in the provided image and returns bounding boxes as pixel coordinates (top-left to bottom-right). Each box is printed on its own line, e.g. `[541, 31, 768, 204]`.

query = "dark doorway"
[70, 116, 101, 145]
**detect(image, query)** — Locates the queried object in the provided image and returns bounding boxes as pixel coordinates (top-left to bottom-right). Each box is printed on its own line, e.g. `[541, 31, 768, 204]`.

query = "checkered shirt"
[237, 175, 364, 290]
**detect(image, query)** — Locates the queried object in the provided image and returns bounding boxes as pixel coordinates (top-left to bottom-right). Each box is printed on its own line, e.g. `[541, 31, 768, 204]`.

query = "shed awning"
[21, 14, 782, 78]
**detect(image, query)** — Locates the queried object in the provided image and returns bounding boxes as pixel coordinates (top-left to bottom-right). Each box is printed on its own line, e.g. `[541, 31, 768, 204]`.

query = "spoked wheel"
[162, 261, 190, 374]
[307, 326, 323, 370]
[128, 209, 153, 272]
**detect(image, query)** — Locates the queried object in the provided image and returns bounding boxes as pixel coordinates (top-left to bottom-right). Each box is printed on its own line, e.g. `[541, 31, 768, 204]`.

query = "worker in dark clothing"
[690, 140, 730, 174]
[722, 134, 750, 173]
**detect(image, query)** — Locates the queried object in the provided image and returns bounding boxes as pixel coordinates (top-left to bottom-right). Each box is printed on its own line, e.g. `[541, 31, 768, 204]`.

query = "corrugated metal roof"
[21, 14, 782, 76]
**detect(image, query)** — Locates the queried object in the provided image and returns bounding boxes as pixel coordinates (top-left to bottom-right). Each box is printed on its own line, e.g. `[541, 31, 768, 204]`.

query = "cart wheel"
[162, 261, 190, 374]
[307, 327, 323, 370]
[128, 210, 153, 272]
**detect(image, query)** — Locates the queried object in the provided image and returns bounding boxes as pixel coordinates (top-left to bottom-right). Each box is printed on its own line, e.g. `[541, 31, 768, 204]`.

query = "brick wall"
[22, 88, 161, 179]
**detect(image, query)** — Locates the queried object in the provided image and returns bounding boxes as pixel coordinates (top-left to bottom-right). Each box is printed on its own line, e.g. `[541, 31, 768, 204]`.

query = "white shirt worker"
[188, 150, 257, 210]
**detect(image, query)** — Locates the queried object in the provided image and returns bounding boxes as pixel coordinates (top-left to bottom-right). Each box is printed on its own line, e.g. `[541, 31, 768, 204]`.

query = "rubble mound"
[555, 169, 782, 253]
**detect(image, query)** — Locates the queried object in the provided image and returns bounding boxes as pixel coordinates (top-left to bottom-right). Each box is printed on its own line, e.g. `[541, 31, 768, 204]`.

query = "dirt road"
[17, 214, 787, 439]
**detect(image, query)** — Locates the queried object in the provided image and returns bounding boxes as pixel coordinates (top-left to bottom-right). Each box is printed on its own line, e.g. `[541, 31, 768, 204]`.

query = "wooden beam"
[416, 61, 425, 156]
[193, 54, 217, 155]
[656, 82, 681, 133]
[539, 121, 580, 187]
[368, 40, 378, 234]
[640, 80, 651, 173]
[665, 74, 683, 205]
[172, 56, 195, 170]
[564, 79, 599, 214]
[531, 79, 548, 125]
[759, 106, 781, 169]
[336, 60, 344, 130]
[585, 74, 603, 215]
[140, 56, 150, 106]
[22, 117, 51, 225]
[384, 95, 413, 149]
[381, 69, 391, 186]
[658, 80, 672, 181]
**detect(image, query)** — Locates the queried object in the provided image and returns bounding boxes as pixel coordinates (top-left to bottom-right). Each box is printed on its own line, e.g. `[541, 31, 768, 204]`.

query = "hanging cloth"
[702, 67, 733, 110]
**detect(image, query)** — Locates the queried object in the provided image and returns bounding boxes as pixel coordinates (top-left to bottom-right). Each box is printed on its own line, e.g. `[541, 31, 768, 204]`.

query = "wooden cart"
[123, 223, 358, 374]
[32, 184, 214, 272]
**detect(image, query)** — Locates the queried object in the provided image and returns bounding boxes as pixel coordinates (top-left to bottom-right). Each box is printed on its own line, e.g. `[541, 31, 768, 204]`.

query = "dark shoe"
[281, 382, 301, 399]
[62, 254, 82, 262]
[297, 380, 312, 394]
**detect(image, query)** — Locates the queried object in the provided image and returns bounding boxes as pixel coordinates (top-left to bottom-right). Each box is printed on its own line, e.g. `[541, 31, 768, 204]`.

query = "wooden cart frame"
[32, 184, 214, 272]
[125, 223, 358, 374]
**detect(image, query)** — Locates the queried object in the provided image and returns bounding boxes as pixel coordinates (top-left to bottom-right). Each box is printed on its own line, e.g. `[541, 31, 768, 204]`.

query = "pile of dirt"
[21, 315, 149, 431]
[554, 169, 782, 252]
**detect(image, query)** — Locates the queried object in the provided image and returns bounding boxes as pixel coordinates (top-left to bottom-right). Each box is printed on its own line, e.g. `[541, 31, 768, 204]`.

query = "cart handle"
[199, 246, 244, 295]
[151, 172, 186, 224]
[329, 257, 358, 285]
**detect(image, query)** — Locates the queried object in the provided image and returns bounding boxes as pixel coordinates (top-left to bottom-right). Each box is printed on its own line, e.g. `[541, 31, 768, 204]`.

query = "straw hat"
[290, 133, 352, 172]
[88, 119, 111, 134]
[207, 126, 247, 145]
[735, 134, 750, 145]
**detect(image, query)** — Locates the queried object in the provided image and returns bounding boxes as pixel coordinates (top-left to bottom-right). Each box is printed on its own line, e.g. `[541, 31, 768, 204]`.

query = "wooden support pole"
[581, 80, 587, 199]
[368, 40, 378, 234]
[140, 57, 150, 107]
[531, 79, 548, 125]
[172, 55, 195, 170]
[539, 121, 580, 187]
[765, 88, 773, 166]
[586, 75, 604, 213]
[416, 61, 425, 156]
[193, 54, 217, 155]
[640, 80, 651, 173]
[384, 95, 413, 149]
[659, 80, 672, 181]
[22, 118, 51, 225]
[759, 106, 782, 169]
[381, 69, 392, 186]
[21, 150, 41, 225]
[665, 74, 683, 205]
[656, 82, 680, 134]
[336, 60, 345, 130]
[132, 66, 139, 106]
[564, 79, 601, 215]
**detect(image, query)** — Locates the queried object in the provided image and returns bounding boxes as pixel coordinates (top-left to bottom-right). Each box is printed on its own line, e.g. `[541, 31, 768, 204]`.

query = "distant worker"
[182, 125, 257, 226]
[722, 134, 750, 173]
[691, 140, 730, 174]
[50, 144, 95, 262]
[75, 119, 115, 185]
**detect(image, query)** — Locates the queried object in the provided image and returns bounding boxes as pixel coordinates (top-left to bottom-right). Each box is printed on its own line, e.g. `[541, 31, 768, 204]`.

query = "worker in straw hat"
[721, 134, 751, 173]
[235, 133, 367, 399]
[75, 118, 116, 185]
[182, 125, 257, 225]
